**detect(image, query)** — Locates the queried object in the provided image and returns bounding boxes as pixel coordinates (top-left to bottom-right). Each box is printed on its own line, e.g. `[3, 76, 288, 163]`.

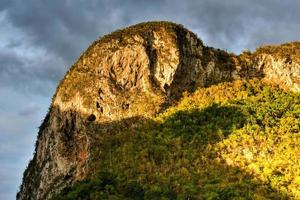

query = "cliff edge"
[17, 21, 300, 200]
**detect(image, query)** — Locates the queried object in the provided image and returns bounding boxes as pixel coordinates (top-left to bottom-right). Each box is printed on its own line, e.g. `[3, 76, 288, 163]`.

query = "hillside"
[51, 79, 300, 199]
[18, 22, 300, 200]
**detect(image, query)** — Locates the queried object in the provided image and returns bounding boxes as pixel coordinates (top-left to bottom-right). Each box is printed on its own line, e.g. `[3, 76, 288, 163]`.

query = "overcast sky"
[1, 0, 300, 199]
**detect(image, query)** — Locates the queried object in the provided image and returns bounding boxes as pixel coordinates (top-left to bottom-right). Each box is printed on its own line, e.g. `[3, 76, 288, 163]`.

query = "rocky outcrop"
[233, 42, 300, 92]
[17, 22, 300, 200]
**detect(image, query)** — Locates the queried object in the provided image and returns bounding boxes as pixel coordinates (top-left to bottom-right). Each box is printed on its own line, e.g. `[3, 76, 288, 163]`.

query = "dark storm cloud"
[0, 0, 175, 63]
[2, 0, 300, 66]
[0, 48, 64, 95]
[3, 0, 125, 62]
[1, 0, 299, 95]
[0, 50, 24, 70]
[1, 1, 300, 199]
[184, 0, 300, 51]
[0, 0, 172, 96]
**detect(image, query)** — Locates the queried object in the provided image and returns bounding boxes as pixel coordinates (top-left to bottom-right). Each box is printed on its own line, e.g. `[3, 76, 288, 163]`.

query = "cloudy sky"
[1, 0, 300, 199]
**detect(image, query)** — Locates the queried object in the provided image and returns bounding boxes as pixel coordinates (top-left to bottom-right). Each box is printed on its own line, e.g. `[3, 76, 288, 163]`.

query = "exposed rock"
[233, 42, 300, 92]
[17, 22, 300, 200]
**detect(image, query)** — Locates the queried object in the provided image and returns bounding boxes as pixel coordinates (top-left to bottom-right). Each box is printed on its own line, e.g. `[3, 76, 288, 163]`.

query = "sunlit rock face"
[255, 54, 300, 92]
[233, 42, 300, 92]
[17, 22, 300, 200]
[17, 22, 234, 200]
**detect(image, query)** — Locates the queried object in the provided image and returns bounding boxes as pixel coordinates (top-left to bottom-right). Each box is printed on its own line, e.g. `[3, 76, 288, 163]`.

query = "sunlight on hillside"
[53, 79, 300, 199]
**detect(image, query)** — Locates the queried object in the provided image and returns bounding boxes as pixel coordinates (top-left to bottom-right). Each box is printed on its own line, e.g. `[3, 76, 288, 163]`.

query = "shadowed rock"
[17, 21, 300, 200]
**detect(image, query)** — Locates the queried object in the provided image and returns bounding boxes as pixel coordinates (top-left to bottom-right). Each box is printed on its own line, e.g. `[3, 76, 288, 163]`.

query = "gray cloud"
[1, 1, 300, 199]
[182, 0, 300, 52]
[1, 0, 299, 95]
[2, 0, 300, 64]
[0, 48, 65, 95]
[3, 0, 121, 62]
[0, 88, 48, 199]
[19, 103, 40, 116]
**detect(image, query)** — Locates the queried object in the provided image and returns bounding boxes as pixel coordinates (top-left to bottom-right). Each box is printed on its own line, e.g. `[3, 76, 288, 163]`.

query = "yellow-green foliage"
[52, 79, 300, 200]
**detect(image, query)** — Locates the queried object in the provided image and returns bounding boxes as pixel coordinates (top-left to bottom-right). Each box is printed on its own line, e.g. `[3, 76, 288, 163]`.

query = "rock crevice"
[18, 21, 300, 200]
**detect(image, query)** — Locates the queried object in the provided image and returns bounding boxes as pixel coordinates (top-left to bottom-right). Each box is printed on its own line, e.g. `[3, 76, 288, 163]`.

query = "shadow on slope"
[51, 103, 288, 200]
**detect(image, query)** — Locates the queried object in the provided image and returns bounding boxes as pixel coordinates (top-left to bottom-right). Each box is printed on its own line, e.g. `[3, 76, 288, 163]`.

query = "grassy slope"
[52, 79, 300, 200]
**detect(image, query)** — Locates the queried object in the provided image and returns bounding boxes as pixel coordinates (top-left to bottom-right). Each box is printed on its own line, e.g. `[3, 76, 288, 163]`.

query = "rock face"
[232, 42, 300, 92]
[17, 22, 300, 200]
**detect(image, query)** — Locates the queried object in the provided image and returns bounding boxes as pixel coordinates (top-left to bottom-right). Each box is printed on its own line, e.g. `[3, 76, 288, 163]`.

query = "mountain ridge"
[18, 21, 300, 200]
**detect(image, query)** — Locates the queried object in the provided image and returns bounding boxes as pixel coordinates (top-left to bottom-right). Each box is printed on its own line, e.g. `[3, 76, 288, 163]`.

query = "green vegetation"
[52, 79, 300, 199]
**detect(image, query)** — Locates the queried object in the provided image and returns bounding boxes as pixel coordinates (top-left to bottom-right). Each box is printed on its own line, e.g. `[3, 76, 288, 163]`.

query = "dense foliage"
[52, 79, 300, 199]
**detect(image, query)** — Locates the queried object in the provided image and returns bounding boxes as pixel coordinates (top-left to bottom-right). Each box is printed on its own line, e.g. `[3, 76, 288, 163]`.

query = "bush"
[52, 79, 299, 199]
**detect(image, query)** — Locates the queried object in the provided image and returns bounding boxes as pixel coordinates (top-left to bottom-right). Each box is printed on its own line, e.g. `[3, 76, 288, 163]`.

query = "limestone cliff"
[17, 22, 300, 200]
[233, 42, 300, 91]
